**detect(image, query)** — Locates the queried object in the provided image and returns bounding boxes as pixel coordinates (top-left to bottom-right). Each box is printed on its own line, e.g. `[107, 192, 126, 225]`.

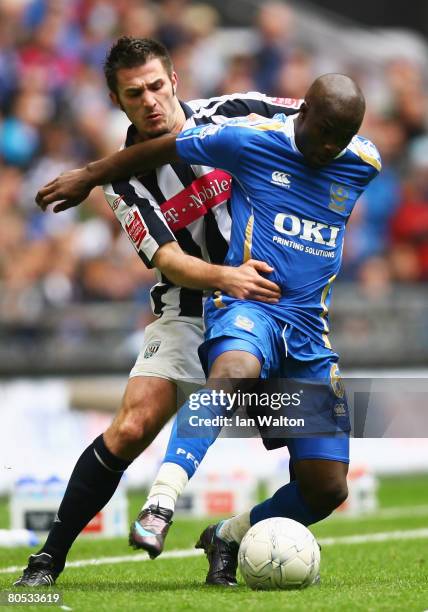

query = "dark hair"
[104, 37, 173, 94]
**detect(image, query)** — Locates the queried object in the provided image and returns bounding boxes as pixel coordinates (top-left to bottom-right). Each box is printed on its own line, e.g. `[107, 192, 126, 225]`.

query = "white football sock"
[217, 511, 251, 544]
[143, 462, 189, 512]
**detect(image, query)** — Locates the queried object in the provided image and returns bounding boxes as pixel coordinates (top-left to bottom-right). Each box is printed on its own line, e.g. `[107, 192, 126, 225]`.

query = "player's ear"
[171, 71, 178, 96]
[299, 101, 308, 116]
[109, 91, 123, 111]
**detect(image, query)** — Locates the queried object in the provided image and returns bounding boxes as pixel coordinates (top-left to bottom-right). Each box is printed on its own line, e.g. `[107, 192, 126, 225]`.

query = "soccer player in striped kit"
[15, 37, 300, 587]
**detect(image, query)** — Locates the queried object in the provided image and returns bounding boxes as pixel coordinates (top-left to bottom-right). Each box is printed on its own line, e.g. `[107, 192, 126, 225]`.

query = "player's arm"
[174, 121, 246, 174]
[36, 119, 250, 212]
[153, 242, 280, 302]
[36, 134, 180, 213]
[103, 182, 281, 302]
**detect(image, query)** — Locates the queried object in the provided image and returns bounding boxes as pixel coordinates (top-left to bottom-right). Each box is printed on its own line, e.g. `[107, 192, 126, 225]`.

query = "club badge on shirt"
[143, 340, 161, 359]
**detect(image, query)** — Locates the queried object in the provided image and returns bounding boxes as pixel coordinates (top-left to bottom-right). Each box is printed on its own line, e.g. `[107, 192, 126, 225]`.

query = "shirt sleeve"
[176, 120, 251, 176]
[103, 179, 176, 268]
[188, 92, 302, 120]
[213, 93, 303, 119]
[350, 136, 382, 186]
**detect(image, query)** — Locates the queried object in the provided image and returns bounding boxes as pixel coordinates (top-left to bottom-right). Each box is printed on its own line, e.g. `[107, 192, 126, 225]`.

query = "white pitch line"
[2, 527, 428, 575]
[0, 548, 203, 575]
[370, 504, 428, 519]
[330, 504, 428, 521]
[319, 527, 428, 546]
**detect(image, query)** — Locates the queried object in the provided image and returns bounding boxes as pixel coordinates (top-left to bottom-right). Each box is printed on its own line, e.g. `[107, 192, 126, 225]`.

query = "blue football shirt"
[176, 114, 381, 348]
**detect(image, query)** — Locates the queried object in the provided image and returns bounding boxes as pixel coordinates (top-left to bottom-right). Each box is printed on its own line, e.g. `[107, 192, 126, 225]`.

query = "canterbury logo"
[271, 171, 291, 187]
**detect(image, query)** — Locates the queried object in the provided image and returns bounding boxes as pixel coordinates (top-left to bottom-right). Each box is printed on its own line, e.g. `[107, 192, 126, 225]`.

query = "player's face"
[296, 105, 359, 168]
[111, 58, 181, 140]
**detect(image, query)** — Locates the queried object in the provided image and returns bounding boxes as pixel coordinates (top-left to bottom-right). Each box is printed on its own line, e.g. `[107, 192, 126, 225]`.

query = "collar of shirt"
[180, 100, 194, 120]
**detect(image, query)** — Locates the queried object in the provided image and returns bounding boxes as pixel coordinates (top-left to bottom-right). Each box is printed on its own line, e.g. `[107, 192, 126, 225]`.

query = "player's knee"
[214, 363, 248, 380]
[116, 416, 144, 446]
[302, 478, 348, 514]
[115, 394, 159, 449]
[209, 353, 260, 382]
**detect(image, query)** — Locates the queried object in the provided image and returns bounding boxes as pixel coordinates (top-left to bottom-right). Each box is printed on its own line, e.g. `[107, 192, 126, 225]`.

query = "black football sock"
[38, 434, 131, 571]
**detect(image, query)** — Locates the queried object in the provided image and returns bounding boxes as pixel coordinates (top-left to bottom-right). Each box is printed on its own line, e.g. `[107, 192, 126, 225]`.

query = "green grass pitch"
[0, 474, 427, 611]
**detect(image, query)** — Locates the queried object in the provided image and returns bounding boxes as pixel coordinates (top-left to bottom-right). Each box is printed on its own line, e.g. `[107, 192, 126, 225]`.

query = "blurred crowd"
[1, 0, 428, 328]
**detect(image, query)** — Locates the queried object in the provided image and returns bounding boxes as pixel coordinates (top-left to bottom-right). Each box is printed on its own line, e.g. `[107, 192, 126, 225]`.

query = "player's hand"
[220, 260, 281, 303]
[35, 168, 94, 213]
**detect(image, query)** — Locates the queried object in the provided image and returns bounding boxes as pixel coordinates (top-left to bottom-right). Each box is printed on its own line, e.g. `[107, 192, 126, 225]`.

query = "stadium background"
[1, 0, 427, 506]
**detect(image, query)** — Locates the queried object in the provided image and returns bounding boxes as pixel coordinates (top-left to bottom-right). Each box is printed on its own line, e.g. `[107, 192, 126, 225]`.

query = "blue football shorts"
[199, 298, 350, 463]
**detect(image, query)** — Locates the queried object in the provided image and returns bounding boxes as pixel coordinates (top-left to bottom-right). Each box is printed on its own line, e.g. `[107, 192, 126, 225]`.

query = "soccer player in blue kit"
[34, 73, 381, 586]
[120, 73, 381, 585]
[178, 73, 380, 584]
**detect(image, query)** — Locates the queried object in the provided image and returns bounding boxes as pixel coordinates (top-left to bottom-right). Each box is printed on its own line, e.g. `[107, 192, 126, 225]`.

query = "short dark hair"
[104, 37, 173, 94]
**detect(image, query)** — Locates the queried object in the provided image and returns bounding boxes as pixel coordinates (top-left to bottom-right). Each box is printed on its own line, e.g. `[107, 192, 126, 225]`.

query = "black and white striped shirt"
[103, 93, 301, 318]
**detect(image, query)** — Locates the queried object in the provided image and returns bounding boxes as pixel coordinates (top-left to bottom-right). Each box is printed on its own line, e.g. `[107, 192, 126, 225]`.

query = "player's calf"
[105, 376, 177, 461]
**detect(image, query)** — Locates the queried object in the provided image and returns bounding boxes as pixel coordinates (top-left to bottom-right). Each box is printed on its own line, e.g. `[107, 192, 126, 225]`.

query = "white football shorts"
[129, 316, 206, 394]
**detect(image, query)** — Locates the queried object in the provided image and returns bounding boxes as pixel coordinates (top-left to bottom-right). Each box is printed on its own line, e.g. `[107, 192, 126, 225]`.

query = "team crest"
[330, 363, 345, 399]
[143, 340, 161, 359]
[329, 183, 349, 212]
[334, 402, 347, 416]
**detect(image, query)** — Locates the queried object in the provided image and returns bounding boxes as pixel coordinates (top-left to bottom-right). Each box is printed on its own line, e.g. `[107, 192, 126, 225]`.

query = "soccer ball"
[238, 517, 320, 590]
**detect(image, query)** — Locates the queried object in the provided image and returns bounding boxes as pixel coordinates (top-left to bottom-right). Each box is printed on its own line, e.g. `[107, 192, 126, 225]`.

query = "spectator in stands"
[342, 114, 404, 280]
[253, 2, 294, 93]
[390, 135, 428, 281]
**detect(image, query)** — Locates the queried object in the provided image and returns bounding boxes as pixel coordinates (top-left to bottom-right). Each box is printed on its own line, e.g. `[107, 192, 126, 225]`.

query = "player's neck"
[293, 114, 305, 156]
[134, 101, 186, 143]
[170, 100, 186, 135]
